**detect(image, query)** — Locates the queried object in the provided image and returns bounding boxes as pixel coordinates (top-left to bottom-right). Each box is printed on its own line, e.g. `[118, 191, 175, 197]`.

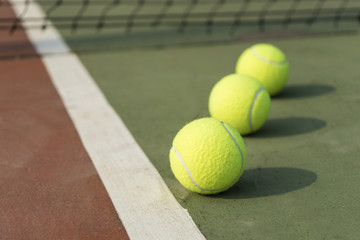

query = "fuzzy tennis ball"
[235, 43, 289, 96]
[209, 73, 270, 135]
[170, 118, 246, 194]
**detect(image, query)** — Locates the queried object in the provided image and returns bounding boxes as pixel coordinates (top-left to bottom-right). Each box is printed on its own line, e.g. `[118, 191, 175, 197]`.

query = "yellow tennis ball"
[235, 43, 289, 96]
[209, 73, 270, 135]
[169, 118, 246, 194]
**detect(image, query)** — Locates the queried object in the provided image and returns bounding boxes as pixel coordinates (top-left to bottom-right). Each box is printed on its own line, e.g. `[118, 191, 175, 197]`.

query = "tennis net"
[1, 0, 359, 34]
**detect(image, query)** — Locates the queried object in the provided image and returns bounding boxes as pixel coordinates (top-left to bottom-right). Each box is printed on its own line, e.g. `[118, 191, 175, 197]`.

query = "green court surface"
[56, 32, 360, 239]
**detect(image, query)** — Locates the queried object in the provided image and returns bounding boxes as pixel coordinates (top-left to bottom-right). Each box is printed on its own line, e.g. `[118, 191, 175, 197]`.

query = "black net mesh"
[1, 0, 359, 33]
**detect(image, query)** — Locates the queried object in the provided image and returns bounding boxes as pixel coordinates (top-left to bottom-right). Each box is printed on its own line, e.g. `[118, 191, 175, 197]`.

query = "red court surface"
[0, 3, 129, 239]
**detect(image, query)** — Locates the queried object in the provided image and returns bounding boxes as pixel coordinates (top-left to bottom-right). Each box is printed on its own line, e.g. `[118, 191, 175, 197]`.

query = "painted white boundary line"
[11, 2, 205, 240]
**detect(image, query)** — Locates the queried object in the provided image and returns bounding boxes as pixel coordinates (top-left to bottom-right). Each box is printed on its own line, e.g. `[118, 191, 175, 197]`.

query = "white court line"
[10, 2, 206, 240]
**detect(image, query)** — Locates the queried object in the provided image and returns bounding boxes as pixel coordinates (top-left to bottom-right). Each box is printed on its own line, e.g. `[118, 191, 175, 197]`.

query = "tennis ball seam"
[250, 47, 287, 66]
[248, 87, 266, 132]
[221, 122, 246, 175]
[172, 121, 245, 193]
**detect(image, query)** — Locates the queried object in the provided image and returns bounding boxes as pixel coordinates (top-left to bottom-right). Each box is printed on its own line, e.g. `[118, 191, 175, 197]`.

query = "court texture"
[1, 0, 360, 239]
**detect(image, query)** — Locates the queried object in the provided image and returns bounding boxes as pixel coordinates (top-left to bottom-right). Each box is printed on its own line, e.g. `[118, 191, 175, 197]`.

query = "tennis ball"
[170, 118, 246, 194]
[235, 43, 289, 96]
[209, 73, 270, 135]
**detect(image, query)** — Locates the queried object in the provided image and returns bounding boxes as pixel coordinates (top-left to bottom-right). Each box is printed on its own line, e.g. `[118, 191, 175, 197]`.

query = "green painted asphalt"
[66, 33, 360, 240]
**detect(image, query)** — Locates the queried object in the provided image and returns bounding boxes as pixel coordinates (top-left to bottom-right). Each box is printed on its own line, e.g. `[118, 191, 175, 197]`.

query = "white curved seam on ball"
[221, 122, 246, 180]
[172, 146, 233, 193]
[248, 87, 265, 132]
[172, 146, 209, 192]
[250, 47, 287, 66]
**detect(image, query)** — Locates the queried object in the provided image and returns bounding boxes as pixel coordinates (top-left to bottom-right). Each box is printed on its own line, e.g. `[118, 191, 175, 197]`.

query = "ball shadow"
[274, 83, 336, 99]
[215, 167, 317, 199]
[248, 117, 326, 138]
